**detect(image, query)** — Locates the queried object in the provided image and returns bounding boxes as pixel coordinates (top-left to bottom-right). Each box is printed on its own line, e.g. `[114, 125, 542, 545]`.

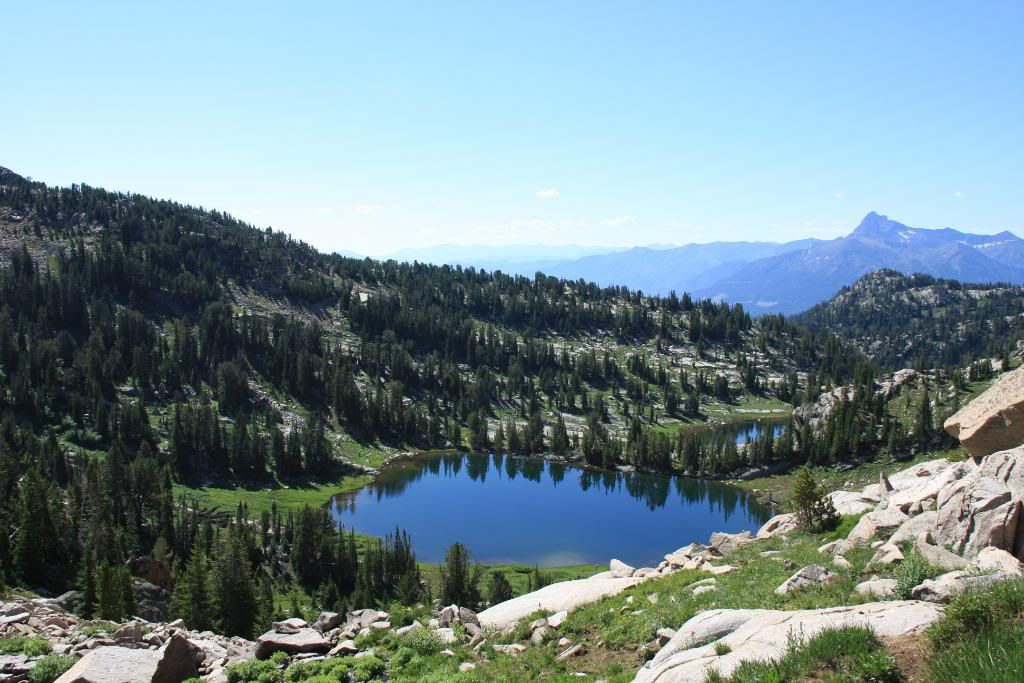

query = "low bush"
[28, 655, 76, 683]
[893, 549, 942, 599]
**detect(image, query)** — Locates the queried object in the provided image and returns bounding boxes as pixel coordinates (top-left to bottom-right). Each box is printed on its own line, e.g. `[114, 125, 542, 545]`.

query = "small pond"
[329, 451, 771, 567]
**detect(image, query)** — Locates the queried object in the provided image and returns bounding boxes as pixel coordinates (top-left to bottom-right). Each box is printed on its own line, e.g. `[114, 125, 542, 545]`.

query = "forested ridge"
[795, 269, 1024, 370]
[0, 167, 921, 639]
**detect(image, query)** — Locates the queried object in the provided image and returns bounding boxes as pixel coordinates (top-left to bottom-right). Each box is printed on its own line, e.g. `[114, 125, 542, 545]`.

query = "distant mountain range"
[382, 213, 1024, 314]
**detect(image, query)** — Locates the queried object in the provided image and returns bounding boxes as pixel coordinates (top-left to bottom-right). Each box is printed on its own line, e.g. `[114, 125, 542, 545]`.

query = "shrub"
[29, 655, 76, 683]
[894, 549, 942, 599]
[226, 658, 282, 683]
[400, 627, 444, 657]
[713, 641, 732, 656]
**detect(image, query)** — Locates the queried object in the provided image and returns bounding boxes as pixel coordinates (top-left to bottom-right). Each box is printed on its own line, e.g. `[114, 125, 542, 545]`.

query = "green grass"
[558, 520, 878, 650]
[722, 626, 899, 683]
[927, 578, 1024, 682]
[0, 636, 52, 657]
[175, 474, 373, 514]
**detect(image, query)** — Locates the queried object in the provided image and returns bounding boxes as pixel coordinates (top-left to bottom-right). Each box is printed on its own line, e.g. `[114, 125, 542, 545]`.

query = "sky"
[2, 1, 1022, 257]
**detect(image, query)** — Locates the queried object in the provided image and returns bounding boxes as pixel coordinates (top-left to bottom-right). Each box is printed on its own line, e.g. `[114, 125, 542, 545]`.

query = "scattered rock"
[912, 538, 968, 571]
[395, 621, 423, 637]
[709, 531, 754, 555]
[610, 559, 636, 578]
[756, 513, 798, 539]
[635, 601, 944, 682]
[774, 565, 838, 596]
[976, 546, 1024, 576]
[433, 628, 458, 645]
[869, 543, 904, 567]
[854, 578, 898, 598]
[911, 570, 1011, 602]
[313, 612, 343, 632]
[328, 640, 359, 656]
[556, 643, 586, 661]
[547, 610, 568, 629]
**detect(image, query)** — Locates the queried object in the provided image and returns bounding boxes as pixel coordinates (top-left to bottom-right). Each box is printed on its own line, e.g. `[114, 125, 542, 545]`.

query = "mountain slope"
[0, 167, 865, 491]
[693, 213, 1024, 314]
[795, 269, 1024, 369]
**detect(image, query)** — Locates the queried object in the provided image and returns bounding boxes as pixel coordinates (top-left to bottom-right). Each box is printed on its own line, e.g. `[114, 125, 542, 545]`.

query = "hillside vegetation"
[796, 269, 1024, 370]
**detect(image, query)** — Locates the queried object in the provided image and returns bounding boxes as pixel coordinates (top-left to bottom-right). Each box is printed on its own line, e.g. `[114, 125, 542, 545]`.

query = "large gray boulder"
[848, 508, 908, 542]
[912, 538, 968, 571]
[478, 573, 642, 629]
[55, 647, 161, 683]
[911, 570, 1011, 602]
[254, 628, 330, 659]
[633, 601, 944, 682]
[709, 531, 754, 555]
[609, 559, 636, 578]
[756, 513, 798, 539]
[945, 366, 1024, 457]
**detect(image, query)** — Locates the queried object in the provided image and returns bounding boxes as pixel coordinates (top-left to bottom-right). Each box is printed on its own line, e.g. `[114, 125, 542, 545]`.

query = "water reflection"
[329, 451, 770, 567]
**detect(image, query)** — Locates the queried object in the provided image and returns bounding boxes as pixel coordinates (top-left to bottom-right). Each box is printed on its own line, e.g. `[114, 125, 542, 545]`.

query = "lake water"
[328, 451, 771, 568]
[718, 419, 787, 445]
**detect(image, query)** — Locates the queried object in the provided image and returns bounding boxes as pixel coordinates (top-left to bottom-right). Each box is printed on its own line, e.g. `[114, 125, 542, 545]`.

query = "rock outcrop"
[945, 365, 1024, 456]
[634, 601, 944, 682]
[478, 572, 643, 629]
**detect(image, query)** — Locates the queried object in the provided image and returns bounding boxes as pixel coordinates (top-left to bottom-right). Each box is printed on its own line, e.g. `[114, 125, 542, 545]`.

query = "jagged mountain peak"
[850, 212, 910, 240]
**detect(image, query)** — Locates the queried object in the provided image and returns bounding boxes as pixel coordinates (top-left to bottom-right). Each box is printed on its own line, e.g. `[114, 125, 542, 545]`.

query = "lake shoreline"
[329, 450, 772, 568]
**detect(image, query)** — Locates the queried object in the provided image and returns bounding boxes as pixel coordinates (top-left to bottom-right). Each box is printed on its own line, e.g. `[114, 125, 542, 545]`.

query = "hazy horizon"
[3, 2, 1023, 257]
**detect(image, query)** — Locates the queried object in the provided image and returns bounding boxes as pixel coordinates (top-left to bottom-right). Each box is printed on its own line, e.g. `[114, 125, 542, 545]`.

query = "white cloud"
[833, 191, 845, 198]
[317, 206, 335, 215]
[953, 191, 965, 199]
[535, 188, 560, 200]
[353, 204, 384, 215]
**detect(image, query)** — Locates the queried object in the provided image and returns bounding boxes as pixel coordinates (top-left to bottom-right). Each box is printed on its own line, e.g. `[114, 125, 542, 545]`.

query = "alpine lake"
[328, 419, 782, 568]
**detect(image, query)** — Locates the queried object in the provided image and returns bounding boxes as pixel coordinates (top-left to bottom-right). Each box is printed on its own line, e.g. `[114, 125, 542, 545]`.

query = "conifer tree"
[790, 467, 839, 533]
[486, 570, 513, 606]
[440, 542, 480, 608]
[171, 551, 213, 631]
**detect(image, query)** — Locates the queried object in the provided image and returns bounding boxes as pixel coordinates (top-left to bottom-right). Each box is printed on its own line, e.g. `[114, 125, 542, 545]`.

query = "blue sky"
[2, 2, 1021, 256]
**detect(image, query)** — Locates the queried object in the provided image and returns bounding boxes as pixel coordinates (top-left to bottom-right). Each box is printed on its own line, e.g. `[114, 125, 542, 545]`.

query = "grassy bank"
[175, 474, 373, 515]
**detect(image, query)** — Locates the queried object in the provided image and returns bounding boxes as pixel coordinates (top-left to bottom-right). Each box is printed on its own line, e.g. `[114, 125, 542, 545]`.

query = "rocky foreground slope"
[4, 367, 1024, 682]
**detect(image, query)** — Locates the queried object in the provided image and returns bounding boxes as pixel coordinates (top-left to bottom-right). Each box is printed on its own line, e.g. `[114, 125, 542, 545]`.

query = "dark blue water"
[727, 420, 786, 445]
[328, 452, 770, 568]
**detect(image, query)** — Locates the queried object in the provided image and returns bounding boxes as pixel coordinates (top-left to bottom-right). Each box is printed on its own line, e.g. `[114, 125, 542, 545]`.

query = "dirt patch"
[882, 633, 932, 683]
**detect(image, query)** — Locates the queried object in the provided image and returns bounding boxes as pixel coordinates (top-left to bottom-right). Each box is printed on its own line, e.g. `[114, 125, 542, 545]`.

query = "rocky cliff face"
[945, 364, 1024, 457]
